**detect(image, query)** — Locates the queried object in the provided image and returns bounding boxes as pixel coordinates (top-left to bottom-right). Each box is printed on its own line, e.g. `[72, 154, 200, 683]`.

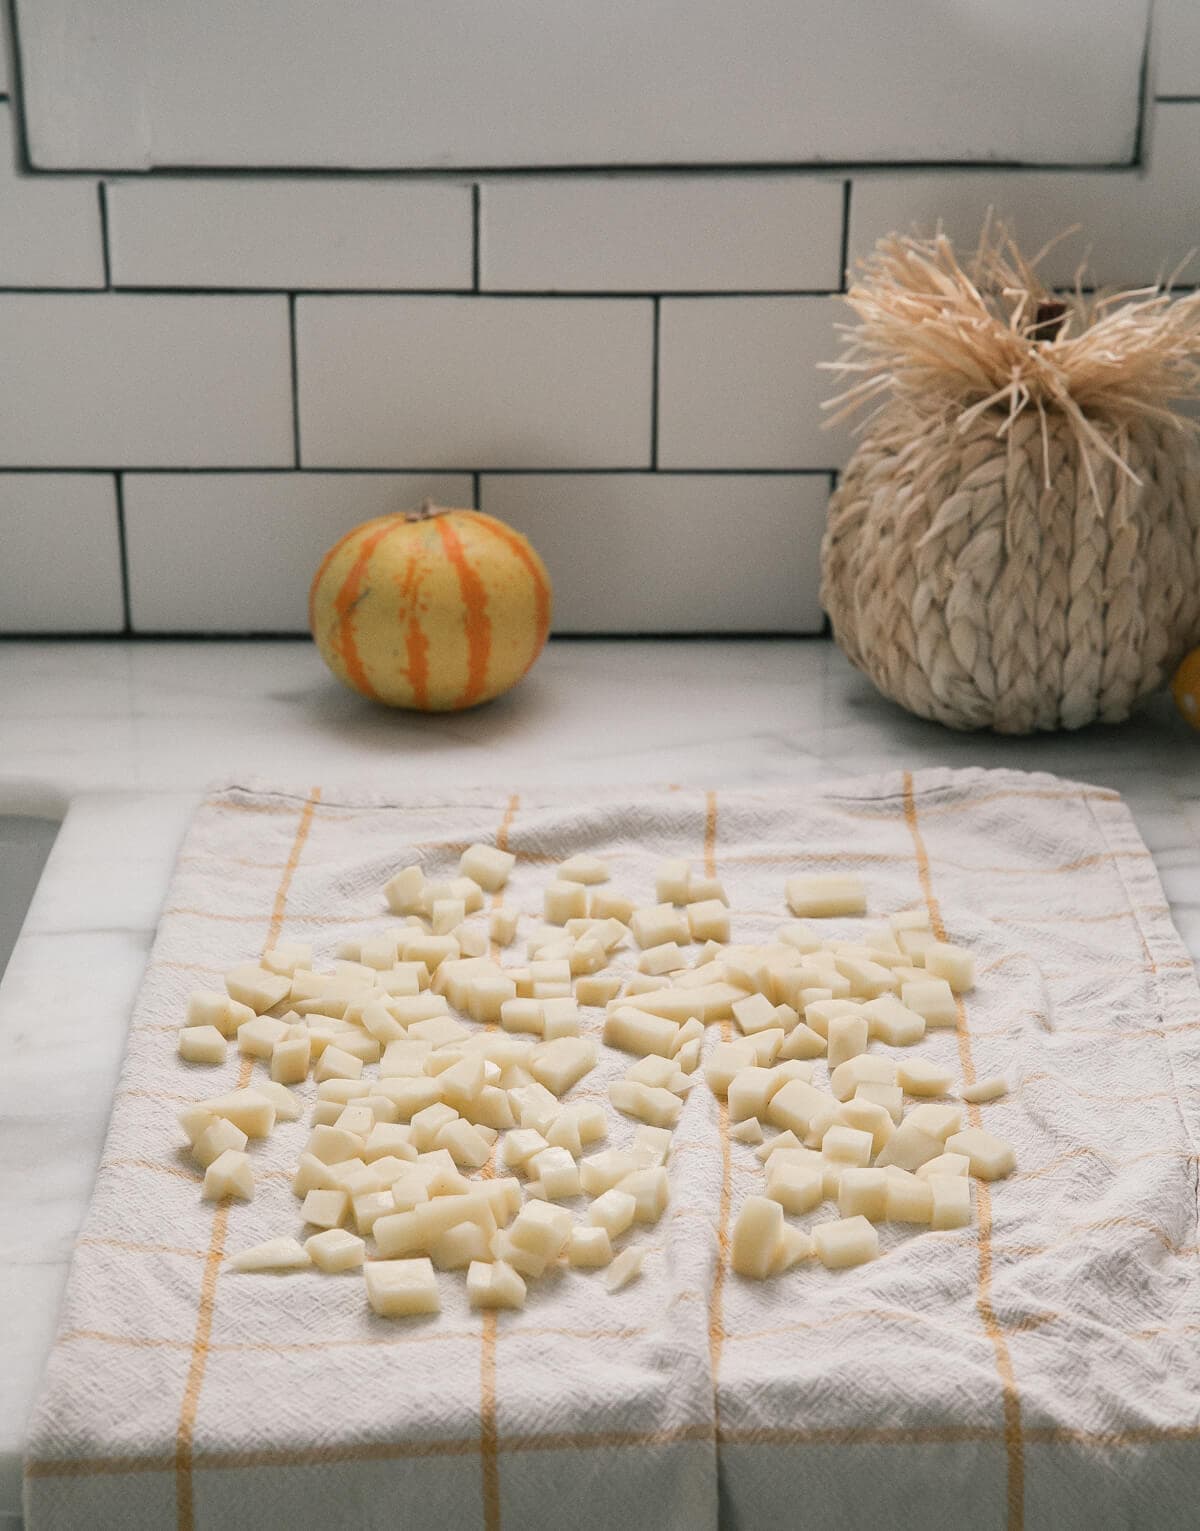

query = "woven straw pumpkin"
[821, 228, 1200, 733]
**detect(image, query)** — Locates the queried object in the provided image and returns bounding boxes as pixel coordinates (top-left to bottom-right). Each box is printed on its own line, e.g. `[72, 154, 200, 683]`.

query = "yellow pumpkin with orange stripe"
[309, 503, 552, 710]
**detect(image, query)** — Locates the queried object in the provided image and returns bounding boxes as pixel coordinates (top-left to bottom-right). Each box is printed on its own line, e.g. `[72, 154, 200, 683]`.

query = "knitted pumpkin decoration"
[821, 226, 1200, 732]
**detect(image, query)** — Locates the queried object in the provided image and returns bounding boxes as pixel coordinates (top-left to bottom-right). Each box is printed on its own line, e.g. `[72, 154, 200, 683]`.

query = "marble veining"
[0, 637, 1197, 1524]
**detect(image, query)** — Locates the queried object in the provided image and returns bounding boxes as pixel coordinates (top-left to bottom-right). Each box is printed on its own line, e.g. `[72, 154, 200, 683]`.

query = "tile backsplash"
[0, 2, 1194, 636]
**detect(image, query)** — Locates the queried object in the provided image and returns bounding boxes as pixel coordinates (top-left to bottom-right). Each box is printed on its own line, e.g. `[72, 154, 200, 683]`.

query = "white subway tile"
[0, 107, 104, 287]
[1154, 0, 1200, 97]
[479, 473, 828, 632]
[297, 297, 652, 468]
[124, 473, 472, 631]
[657, 298, 848, 470]
[848, 104, 1200, 290]
[0, 294, 292, 466]
[19, 0, 1147, 169]
[480, 176, 843, 292]
[0, 475, 123, 632]
[107, 178, 473, 290]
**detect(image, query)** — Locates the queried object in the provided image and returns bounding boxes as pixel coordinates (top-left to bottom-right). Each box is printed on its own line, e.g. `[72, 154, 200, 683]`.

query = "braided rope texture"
[821, 408, 1200, 733]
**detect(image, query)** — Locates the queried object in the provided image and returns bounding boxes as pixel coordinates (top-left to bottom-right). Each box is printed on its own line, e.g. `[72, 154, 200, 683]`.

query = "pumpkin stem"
[404, 498, 449, 523]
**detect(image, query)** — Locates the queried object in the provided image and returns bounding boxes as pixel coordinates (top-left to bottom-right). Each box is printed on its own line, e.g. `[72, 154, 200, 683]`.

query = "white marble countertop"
[1, 637, 1198, 1525]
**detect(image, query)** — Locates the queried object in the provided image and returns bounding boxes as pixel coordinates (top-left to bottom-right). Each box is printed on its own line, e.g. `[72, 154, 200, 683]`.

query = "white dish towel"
[23, 767, 1200, 1531]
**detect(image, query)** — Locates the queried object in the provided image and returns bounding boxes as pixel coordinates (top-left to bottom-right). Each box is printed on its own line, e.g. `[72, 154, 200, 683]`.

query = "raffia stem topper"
[820, 226, 1200, 732]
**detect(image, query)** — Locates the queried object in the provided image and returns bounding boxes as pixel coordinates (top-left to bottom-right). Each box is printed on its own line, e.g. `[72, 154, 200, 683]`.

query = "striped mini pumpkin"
[309, 504, 552, 710]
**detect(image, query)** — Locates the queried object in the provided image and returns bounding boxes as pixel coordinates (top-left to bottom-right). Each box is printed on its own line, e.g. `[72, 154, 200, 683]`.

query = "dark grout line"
[287, 294, 301, 467]
[1132, 17, 1152, 168]
[0, 285, 843, 298]
[4, 0, 31, 173]
[0, 465, 842, 477]
[1155, 95, 1200, 103]
[98, 182, 111, 288]
[0, 628, 830, 643]
[650, 297, 660, 471]
[471, 470, 481, 509]
[838, 180, 852, 290]
[113, 472, 132, 632]
[471, 184, 481, 290]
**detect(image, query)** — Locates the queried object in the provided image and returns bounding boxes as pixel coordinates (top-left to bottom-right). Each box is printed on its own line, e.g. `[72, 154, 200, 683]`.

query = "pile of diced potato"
[176, 844, 1014, 1315]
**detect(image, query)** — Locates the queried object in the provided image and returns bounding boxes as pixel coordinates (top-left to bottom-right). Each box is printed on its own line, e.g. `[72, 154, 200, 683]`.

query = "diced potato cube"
[778, 1022, 827, 1061]
[605, 1246, 646, 1292]
[655, 858, 691, 905]
[544, 879, 588, 925]
[675, 1038, 703, 1075]
[777, 920, 822, 954]
[192, 1117, 248, 1169]
[579, 1148, 640, 1196]
[179, 1025, 228, 1065]
[501, 998, 544, 1036]
[436, 1119, 492, 1169]
[315, 1045, 364, 1083]
[188, 990, 255, 1038]
[766, 1160, 823, 1214]
[301, 1228, 364, 1274]
[730, 1117, 764, 1145]
[203, 1149, 254, 1202]
[609, 1079, 683, 1129]
[638, 941, 686, 976]
[432, 1221, 493, 1270]
[510, 1200, 572, 1260]
[803, 999, 861, 1039]
[687, 900, 730, 943]
[881, 1168, 932, 1223]
[385, 865, 425, 914]
[504, 1128, 551, 1171]
[821, 1124, 873, 1167]
[925, 941, 975, 993]
[905, 1103, 962, 1141]
[732, 992, 779, 1037]
[590, 887, 635, 923]
[874, 1121, 944, 1173]
[861, 995, 926, 1047]
[224, 962, 292, 1014]
[616, 1166, 669, 1223]
[410, 1102, 459, 1152]
[897, 1056, 955, 1096]
[531, 1146, 582, 1200]
[568, 1226, 613, 1268]
[292, 1152, 335, 1196]
[530, 1037, 596, 1096]
[229, 1237, 311, 1272]
[629, 904, 690, 950]
[302, 1188, 349, 1228]
[553, 853, 607, 885]
[766, 1078, 832, 1138]
[365, 1257, 440, 1317]
[604, 1008, 680, 1060]
[813, 1215, 878, 1268]
[731, 1195, 785, 1279]
[458, 843, 516, 892]
[944, 1128, 1016, 1180]
[630, 1124, 672, 1167]
[916, 1151, 970, 1180]
[928, 1173, 972, 1229]
[541, 998, 581, 1039]
[270, 1033, 311, 1084]
[307, 1124, 367, 1164]
[830, 1054, 897, 1102]
[588, 1187, 638, 1237]
[855, 1081, 904, 1123]
[960, 1075, 1008, 1103]
[575, 975, 621, 1008]
[727, 1066, 782, 1122]
[835, 956, 899, 1000]
[837, 1167, 888, 1221]
[704, 1040, 756, 1096]
[899, 977, 958, 1028]
[465, 1258, 527, 1309]
[834, 1098, 894, 1156]
[626, 1055, 679, 1090]
[431, 898, 466, 936]
[199, 1088, 276, 1138]
[785, 875, 866, 919]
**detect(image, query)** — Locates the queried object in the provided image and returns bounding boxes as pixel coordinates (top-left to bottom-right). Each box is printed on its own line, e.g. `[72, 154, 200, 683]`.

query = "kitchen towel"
[23, 767, 1200, 1531]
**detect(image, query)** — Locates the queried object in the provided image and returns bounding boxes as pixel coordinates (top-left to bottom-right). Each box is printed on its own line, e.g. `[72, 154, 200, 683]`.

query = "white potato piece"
[905, 1103, 963, 1142]
[557, 853, 609, 885]
[302, 1188, 349, 1228]
[960, 1075, 1008, 1103]
[813, 1215, 878, 1268]
[925, 941, 975, 993]
[928, 1173, 972, 1229]
[899, 977, 958, 1029]
[727, 1066, 783, 1123]
[544, 879, 588, 925]
[730, 1117, 764, 1145]
[821, 1124, 873, 1167]
[629, 903, 690, 950]
[466, 1258, 528, 1309]
[803, 998, 862, 1039]
[588, 1187, 637, 1238]
[732, 992, 779, 1037]
[732, 1195, 785, 1279]
[458, 843, 515, 892]
[834, 1098, 894, 1157]
[531, 1146, 582, 1200]
[785, 875, 866, 919]
[655, 858, 692, 905]
[897, 1056, 955, 1096]
[835, 956, 899, 1000]
[510, 1200, 572, 1261]
[271, 1034, 311, 1084]
[778, 1022, 827, 1061]
[576, 975, 622, 1008]
[199, 1088, 276, 1138]
[687, 899, 730, 943]
[883, 1170, 933, 1223]
[638, 942, 686, 977]
[837, 1167, 888, 1221]
[945, 1128, 1016, 1180]
[365, 1257, 440, 1317]
[568, 1225, 613, 1268]
[604, 1007, 679, 1060]
[854, 1081, 904, 1124]
[623, 983, 742, 1024]
[432, 1221, 494, 1270]
[861, 995, 926, 1047]
[630, 1124, 673, 1167]
[224, 962, 292, 1014]
[916, 1152, 970, 1180]
[305, 1228, 366, 1272]
[874, 1121, 944, 1173]
[605, 1246, 646, 1292]
[769, 1225, 816, 1274]
[616, 1166, 669, 1224]
[191, 1117, 248, 1169]
[704, 1041, 756, 1096]
[203, 1149, 254, 1202]
[589, 887, 635, 924]
[766, 1078, 833, 1138]
[229, 1237, 311, 1273]
[830, 1054, 897, 1102]
[179, 1025, 227, 1065]
[530, 1037, 596, 1096]
[766, 1160, 823, 1215]
[186, 990, 256, 1039]
[676, 1037, 703, 1075]
[609, 1080, 682, 1129]
[315, 1045, 364, 1084]
[579, 1148, 640, 1196]
[385, 865, 425, 914]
